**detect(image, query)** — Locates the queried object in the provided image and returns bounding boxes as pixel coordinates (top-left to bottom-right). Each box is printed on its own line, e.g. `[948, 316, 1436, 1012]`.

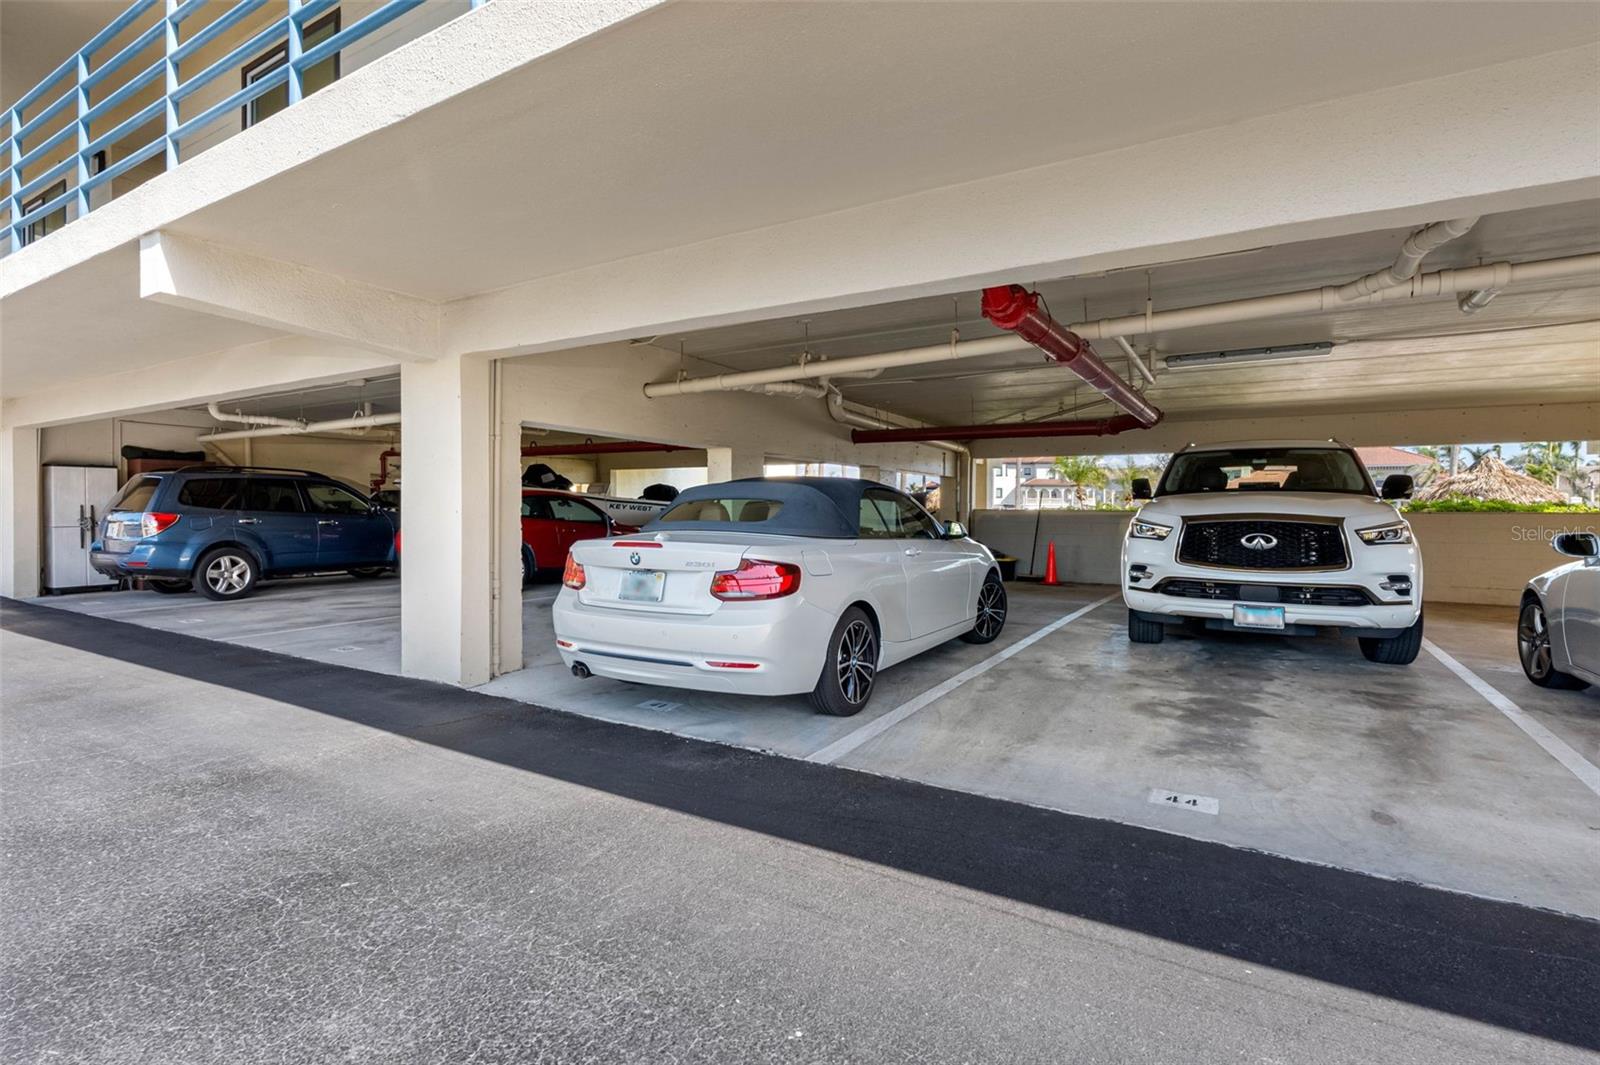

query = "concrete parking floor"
[33, 576, 1600, 918]
[3, 606, 1597, 1064]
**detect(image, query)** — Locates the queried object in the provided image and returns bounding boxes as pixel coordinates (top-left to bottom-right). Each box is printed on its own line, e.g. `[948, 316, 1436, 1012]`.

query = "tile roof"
[1355, 446, 1436, 468]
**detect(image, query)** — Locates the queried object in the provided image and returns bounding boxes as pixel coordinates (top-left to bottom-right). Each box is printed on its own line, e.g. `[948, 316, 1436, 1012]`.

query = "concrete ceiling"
[166, 0, 1600, 301]
[0, 1, 126, 108]
[644, 200, 1600, 426]
[0, 245, 283, 398]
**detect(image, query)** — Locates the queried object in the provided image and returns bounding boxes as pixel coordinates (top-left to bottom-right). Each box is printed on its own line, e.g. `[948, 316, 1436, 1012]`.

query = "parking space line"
[805, 594, 1117, 765]
[1424, 639, 1600, 799]
[220, 614, 403, 644]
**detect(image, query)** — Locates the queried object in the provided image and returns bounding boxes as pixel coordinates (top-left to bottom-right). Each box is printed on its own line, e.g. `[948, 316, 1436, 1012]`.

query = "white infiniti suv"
[1121, 440, 1424, 664]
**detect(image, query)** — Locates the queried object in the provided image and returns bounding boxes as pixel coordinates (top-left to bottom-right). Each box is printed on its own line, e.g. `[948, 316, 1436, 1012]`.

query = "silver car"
[1519, 531, 1600, 690]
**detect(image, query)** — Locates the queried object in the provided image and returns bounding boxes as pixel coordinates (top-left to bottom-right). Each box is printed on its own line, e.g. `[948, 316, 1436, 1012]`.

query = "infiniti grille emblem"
[629, 551, 642, 566]
[1240, 533, 1278, 551]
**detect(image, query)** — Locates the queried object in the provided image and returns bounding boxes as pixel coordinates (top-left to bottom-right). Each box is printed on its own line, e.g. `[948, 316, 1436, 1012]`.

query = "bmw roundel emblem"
[1240, 533, 1278, 551]
[629, 551, 642, 566]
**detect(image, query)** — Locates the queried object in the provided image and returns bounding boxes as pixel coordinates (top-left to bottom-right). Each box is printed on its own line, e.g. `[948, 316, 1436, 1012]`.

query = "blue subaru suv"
[91, 466, 397, 600]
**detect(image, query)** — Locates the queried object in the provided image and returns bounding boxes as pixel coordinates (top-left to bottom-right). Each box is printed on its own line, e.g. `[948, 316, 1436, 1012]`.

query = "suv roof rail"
[172, 465, 324, 476]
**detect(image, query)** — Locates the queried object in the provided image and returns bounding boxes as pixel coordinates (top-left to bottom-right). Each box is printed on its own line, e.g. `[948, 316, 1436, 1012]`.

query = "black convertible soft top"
[643, 477, 895, 539]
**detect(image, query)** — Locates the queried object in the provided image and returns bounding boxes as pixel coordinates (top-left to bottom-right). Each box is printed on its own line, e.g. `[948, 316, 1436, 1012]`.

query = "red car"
[521, 489, 637, 583]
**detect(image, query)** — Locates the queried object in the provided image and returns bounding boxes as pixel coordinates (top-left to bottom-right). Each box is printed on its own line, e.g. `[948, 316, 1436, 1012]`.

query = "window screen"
[549, 497, 606, 523]
[304, 483, 371, 514]
[861, 489, 938, 539]
[659, 498, 785, 523]
[243, 479, 304, 513]
[1157, 448, 1372, 496]
[177, 478, 244, 510]
[110, 476, 162, 512]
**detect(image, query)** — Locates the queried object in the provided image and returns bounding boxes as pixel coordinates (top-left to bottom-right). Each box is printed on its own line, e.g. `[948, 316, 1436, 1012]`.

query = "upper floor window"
[241, 11, 342, 129]
[20, 180, 66, 245]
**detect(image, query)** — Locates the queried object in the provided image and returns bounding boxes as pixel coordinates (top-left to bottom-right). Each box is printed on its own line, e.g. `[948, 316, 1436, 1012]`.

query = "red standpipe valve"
[981, 285, 1162, 429]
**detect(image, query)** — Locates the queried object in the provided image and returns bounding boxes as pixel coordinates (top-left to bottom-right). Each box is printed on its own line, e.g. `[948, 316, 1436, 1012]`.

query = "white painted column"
[858, 464, 882, 484]
[400, 355, 509, 686]
[938, 475, 958, 521]
[705, 446, 765, 483]
[0, 425, 41, 599]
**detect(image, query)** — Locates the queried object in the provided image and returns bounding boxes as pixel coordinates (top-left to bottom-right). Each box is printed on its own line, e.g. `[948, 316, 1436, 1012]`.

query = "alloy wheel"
[975, 581, 1007, 639]
[836, 619, 877, 705]
[1518, 601, 1551, 680]
[205, 555, 251, 596]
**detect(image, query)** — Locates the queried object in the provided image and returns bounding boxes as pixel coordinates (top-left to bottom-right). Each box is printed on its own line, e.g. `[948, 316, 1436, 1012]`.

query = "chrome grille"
[1177, 519, 1347, 570]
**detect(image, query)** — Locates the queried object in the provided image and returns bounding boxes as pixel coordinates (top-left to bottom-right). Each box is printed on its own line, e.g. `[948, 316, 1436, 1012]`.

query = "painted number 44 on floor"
[1148, 789, 1220, 816]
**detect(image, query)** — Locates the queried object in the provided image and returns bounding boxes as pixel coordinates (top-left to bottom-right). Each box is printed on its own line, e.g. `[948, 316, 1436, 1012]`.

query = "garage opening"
[29, 199, 1600, 919]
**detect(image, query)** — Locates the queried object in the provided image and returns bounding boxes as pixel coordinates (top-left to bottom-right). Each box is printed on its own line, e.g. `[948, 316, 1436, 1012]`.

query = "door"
[864, 488, 972, 638]
[82, 468, 119, 587]
[546, 495, 611, 558]
[236, 477, 316, 571]
[1560, 562, 1600, 674]
[302, 482, 392, 568]
[44, 467, 89, 589]
[520, 495, 561, 570]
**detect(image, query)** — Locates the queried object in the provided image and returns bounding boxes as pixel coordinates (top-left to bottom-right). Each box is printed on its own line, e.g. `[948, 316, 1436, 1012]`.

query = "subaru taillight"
[710, 559, 801, 601]
[140, 512, 180, 537]
[562, 555, 586, 589]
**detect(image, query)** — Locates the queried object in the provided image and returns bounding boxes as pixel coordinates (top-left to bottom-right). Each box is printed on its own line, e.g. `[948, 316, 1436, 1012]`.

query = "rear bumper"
[551, 589, 835, 696]
[89, 542, 202, 580]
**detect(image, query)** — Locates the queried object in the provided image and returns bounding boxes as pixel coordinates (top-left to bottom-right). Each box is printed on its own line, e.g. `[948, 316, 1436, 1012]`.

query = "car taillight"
[710, 559, 801, 601]
[563, 555, 586, 589]
[140, 512, 180, 537]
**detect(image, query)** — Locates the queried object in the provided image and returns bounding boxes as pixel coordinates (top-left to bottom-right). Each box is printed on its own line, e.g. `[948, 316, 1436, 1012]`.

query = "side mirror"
[943, 521, 968, 540]
[1380, 474, 1414, 500]
[1131, 478, 1152, 501]
[1552, 531, 1599, 558]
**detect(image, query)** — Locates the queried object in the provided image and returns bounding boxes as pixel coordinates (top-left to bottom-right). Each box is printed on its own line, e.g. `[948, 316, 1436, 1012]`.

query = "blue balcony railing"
[2, 0, 482, 258]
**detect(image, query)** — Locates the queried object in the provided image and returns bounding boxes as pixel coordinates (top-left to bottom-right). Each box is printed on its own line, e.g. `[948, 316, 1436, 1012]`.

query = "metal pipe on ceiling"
[1337, 217, 1478, 300]
[206, 400, 304, 429]
[641, 252, 1600, 400]
[979, 285, 1162, 428]
[849, 413, 1147, 444]
[824, 389, 968, 458]
[519, 440, 693, 457]
[1113, 336, 1157, 386]
[200, 412, 401, 442]
[1070, 253, 1600, 340]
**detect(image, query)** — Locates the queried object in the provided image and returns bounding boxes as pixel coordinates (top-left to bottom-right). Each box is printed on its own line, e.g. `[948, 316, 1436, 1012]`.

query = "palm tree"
[1464, 444, 1502, 464]
[1053, 455, 1108, 506]
[1514, 441, 1582, 488]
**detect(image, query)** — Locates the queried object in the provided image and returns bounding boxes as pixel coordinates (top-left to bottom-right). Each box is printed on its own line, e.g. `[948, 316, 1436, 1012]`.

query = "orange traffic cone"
[1041, 541, 1060, 586]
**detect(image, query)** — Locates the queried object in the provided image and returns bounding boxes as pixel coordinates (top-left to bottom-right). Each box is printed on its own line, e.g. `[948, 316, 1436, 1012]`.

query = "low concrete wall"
[968, 509, 1598, 606]
[970, 509, 1130, 584]
[1408, 512, 1598, 606]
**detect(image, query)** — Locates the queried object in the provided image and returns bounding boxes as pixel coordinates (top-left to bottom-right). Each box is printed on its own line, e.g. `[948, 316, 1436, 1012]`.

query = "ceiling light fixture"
[1162, 342, 1334, 370]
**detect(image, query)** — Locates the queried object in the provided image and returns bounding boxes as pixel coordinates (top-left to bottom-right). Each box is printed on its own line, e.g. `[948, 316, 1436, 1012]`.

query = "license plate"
[1233, 604, 1285, 630]
[618, 569, 666, 603]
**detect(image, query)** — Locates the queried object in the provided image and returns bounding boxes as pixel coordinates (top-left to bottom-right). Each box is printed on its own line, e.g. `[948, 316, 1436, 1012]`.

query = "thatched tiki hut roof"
[1412, 454, 1567, 504]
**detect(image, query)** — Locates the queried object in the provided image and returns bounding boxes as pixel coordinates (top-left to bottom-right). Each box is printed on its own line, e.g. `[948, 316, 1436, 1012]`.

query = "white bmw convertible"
[552, 478, 1006, 715]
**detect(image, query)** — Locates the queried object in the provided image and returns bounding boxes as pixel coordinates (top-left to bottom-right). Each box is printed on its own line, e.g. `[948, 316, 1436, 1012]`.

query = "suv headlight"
[1357, 520, 1413, 545]
[1129, 519, 1173, 541]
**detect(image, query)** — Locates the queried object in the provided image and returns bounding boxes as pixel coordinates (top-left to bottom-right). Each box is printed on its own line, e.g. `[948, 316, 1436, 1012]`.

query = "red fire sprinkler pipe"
[370, 447, 400, 492]
[520, 440, 691, 457]
[849, 413, 1145, 445]
[980, 285, 1162, 428]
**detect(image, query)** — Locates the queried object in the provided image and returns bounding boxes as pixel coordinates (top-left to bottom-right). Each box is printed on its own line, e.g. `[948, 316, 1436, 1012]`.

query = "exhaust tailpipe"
[571, 662, 592, 679]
